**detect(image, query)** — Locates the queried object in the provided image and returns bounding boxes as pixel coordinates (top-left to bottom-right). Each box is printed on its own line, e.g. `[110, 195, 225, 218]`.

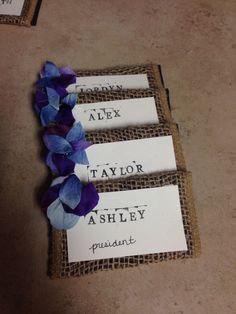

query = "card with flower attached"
[50, 171, 200, 278]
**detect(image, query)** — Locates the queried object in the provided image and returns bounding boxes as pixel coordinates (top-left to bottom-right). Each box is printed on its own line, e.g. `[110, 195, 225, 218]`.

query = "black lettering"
[106, 111, 113, 119]
[107, 213, 116, 223]
[97, 112, 104, 120]
[113, 109, 121, 117]
[90, 169, 97, 178]
[120, 167, 127, 176]
[101, 87, 109, 91]
[138, 209, 145, 219]
[109, 167, 116, 176]
[100, 214, 106, 223]
[116, 85, 123, 90]
[119, 213, 127, 223]
[89, 113, 95, 121]
[136, 164, 144, 173]
[109, 85, 115, 90]
[101, 169, 108, 178]
[129, 212, 137, 221]
[88, 215, 96, 225]
[126, 165, 134, 174]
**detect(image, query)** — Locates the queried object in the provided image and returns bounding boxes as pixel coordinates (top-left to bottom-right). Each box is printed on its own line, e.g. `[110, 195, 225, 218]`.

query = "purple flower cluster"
[34, 61, 99, 230]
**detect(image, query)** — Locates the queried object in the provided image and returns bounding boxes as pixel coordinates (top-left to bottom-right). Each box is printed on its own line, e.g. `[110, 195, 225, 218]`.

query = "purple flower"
[34, 61, 77, 126]
[43, 122, 91, 176]
[41, 174, 99, 230]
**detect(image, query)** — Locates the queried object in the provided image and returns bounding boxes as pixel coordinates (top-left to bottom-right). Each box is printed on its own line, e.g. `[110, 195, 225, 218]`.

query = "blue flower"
[43, 122, 91, 175]
[34, 61, 77, 126]
[41, 175, 99, 230]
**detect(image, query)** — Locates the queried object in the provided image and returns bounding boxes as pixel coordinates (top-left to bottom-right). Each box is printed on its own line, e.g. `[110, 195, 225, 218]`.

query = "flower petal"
[59, 174, 82, 209]
[62, 93, 77, 108]
[45, 124, 70, 137]
[51, 176, 67, 187]
[46, 87, 60, 109]
[64, 183, 99, 216]
[42, 61, 60, 78]
[60, 66, 76, 76]
[55, 105, 75, 127]
[52, 153, 75, 175]
[66, 122, 85, 142]
[41, 184, 60, 210]
[47, 198, 79, 230]
[40, 104, 58, 127]
[43, 134, 73, 154]
[68, 150, 89, 164]
[71, 139, 92, 152]
[35, 89, 48, 113]
[46, 152, 58, 173]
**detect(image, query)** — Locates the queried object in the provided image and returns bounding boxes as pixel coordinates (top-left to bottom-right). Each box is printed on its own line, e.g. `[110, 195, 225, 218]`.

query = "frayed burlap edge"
[49, 171, 200, 278]
[0, 0, 37, 26]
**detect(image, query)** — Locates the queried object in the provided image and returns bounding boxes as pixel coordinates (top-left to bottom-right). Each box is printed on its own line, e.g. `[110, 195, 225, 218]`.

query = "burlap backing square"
[0, 0, 37, 26]
[86, 123, 186, 171]
[77, 88, 172, 123]
[75, 64, 165, 90]
[50, 171, 200, 278]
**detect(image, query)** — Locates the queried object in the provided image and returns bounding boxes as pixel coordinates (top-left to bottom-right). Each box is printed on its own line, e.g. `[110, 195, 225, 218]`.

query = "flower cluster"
[34, 61, 99, 230]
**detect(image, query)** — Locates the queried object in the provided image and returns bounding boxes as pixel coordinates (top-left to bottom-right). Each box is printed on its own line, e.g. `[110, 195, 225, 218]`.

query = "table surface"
[0, 1, 236, 314]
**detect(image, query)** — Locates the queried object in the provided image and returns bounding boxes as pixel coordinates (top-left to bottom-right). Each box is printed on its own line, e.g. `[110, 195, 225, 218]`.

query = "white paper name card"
[67, 185, 188, 262]
[0, 0, 25, 16]
[72, 97, 159, 131]
[75, 136, 177, 182]
[67, 74, 149, 93]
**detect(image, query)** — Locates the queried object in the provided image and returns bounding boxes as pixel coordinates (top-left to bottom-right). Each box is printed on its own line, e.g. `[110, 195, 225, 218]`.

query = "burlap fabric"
[75, 64, 164, 90]
[77, 89, 172, 123]
[0, 0, 37, 26]
[50, 170, 200, 278]
[86, 123, 186, 171]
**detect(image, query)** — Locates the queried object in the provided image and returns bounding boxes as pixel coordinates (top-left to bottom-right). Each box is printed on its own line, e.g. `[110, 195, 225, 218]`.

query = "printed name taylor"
[89, 163, 144, 179]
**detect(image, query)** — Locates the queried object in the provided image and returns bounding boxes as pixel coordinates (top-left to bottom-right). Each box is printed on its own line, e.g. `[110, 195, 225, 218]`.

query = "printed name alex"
[88, 108, 121, 121]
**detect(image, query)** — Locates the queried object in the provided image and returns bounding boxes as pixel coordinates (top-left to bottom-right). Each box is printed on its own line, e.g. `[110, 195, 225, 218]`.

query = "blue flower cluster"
[34, 61, 99, 230]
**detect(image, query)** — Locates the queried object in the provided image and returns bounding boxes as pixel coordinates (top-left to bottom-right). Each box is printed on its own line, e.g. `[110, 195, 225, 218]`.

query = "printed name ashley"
[87, 209, 146, 225]
[89, 235, 136, 254]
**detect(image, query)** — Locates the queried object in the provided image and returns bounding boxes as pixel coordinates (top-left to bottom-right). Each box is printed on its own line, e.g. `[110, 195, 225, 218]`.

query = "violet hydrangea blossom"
[43, 122, 91, 176]
[41, 174, 99, 230]
[34, 61, 77, 126]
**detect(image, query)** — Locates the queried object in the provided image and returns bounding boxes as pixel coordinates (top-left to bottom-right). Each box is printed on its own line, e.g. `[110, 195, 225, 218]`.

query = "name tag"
[75, 136, 177, 182]
[67, 74, 149, 93]
[67, 185, 187, 262]
[72, 97, 159, 131]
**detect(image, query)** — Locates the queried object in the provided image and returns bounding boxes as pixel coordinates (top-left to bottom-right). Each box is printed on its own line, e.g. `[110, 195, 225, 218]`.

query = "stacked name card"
[34, 62, 200, 278]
